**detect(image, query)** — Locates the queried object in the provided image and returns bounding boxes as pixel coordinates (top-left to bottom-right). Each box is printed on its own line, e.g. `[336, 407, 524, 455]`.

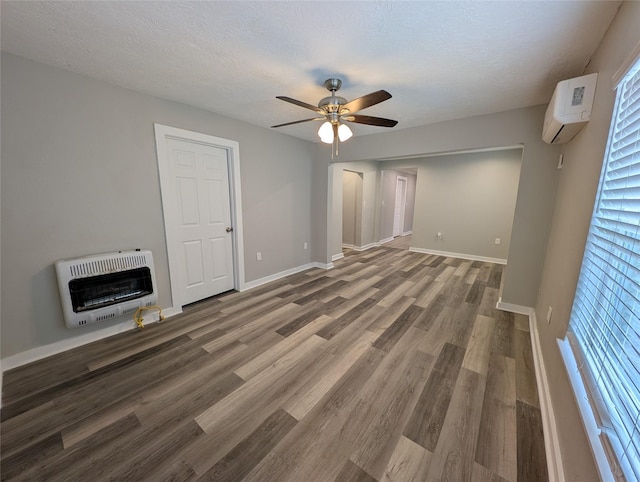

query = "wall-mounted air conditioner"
[542, 72, 598, 144]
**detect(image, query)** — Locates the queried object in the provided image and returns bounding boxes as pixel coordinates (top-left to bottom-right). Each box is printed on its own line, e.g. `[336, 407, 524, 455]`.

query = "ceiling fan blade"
[341, 90, 392, 114]
[276, 96, 321, 112]
[271, 118, 324, 128]
[345, 114, 398, 127]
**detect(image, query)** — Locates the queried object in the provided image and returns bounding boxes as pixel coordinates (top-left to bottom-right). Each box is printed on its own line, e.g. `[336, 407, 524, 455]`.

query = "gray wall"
[409, 149, 521, 260]
[1, 53, 313, 357]
[313, 105, 561, 308]
[535, 2, 639, 480]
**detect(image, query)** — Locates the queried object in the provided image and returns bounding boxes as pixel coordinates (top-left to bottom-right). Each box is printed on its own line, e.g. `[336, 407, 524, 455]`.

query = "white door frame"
[154, 124, 245, 311]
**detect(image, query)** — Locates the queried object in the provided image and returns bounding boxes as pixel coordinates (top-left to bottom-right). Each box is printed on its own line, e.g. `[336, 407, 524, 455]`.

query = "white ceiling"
[1, 1, 621, 142]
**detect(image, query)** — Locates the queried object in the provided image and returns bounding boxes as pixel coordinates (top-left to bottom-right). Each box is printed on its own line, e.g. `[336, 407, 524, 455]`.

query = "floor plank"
[402, 342, 466, 451]
[381, 435, 432, 482]
[517, 400, 549, 482]
[198, 408, 297, 481]
[475, 355, 517, 481]
[334, 459, 378, 482]
[347, 346, 434, 478]
[514, 328, 540, 408]
[425, 368, 486, 481]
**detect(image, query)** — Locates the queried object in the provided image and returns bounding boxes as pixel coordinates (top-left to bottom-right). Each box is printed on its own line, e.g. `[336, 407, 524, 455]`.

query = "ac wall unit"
[542, 72, 598, 144]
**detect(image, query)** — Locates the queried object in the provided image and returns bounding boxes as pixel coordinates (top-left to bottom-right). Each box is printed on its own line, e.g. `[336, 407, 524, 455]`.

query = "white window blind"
[568, 58, 640, 481]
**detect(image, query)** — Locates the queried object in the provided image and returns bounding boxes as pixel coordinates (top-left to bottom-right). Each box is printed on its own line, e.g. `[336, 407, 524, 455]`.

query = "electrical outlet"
[256, 252, 262, 261]
[304, 242, 308, 250]
[437, 232, 443, 239]
[546, 306, 553, 324]
[495, 238, 501, 245]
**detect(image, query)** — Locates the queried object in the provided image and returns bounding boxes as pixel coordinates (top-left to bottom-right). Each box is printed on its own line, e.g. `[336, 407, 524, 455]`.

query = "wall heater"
[55, 249, 158, 329]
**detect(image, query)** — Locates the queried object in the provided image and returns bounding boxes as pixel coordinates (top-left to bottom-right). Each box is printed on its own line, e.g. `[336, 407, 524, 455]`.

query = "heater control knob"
[226, 227, 233, 233]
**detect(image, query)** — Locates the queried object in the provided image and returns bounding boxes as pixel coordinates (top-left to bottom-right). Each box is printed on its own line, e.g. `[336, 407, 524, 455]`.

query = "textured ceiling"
[1, 1, 621, 142]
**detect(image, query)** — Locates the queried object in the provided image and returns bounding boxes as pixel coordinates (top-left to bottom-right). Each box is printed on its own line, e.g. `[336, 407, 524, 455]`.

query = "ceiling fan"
[272, 78, 398, 155]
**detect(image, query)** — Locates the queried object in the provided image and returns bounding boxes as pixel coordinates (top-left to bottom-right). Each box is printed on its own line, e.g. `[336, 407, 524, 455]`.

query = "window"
[564, 57, 640, 481]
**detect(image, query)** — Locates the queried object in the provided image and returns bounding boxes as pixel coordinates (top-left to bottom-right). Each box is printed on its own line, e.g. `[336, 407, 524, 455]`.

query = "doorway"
[392, 176, 407, 237]
[342, 170, 363, 249]
[154, 124, 245, 310]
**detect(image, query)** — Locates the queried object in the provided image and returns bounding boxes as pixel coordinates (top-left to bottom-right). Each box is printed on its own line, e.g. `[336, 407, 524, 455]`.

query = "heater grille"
[68, 254, 150, 278]
[55, 250, 158, 329]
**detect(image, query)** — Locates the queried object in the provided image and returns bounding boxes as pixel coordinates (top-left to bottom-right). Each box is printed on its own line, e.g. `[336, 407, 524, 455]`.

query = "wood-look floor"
[382, 235, 413, 251]
[1, 245, 548, 482]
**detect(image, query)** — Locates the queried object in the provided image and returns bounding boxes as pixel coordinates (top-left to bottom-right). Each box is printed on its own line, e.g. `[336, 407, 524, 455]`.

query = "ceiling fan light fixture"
[318, 121, 334, 144]
[338, 123, 353, 142]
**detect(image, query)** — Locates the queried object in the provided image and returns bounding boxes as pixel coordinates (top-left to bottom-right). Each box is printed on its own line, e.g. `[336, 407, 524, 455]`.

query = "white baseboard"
[243, 261, 334, 291]
[332, 253, 345, 262]
[409, 247, 507, 265]
[1, 306, 182, 372]
[342, 243, 376, 252]
[498, 301, 565, 482]
[402, 230, 413, 236]
[242, 262, 325, 291]
[312, 261, 334, 270]
[378, 236, 395, 245]
[496, 299, 534, 315]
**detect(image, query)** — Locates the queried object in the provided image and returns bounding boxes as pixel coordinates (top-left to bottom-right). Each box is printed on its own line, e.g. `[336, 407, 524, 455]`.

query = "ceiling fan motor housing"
[319, 96, 347, 113]
[319, 78, 348, 115]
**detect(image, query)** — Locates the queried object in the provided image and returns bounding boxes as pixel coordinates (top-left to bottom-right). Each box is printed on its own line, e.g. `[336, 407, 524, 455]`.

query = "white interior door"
[167, 138, 234, 304]
[393, 177, 407, 237]
[155, 124, 244, 311]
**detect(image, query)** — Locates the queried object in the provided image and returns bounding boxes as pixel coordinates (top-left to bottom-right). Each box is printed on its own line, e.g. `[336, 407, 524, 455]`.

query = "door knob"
[226, 227, 233, 232]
